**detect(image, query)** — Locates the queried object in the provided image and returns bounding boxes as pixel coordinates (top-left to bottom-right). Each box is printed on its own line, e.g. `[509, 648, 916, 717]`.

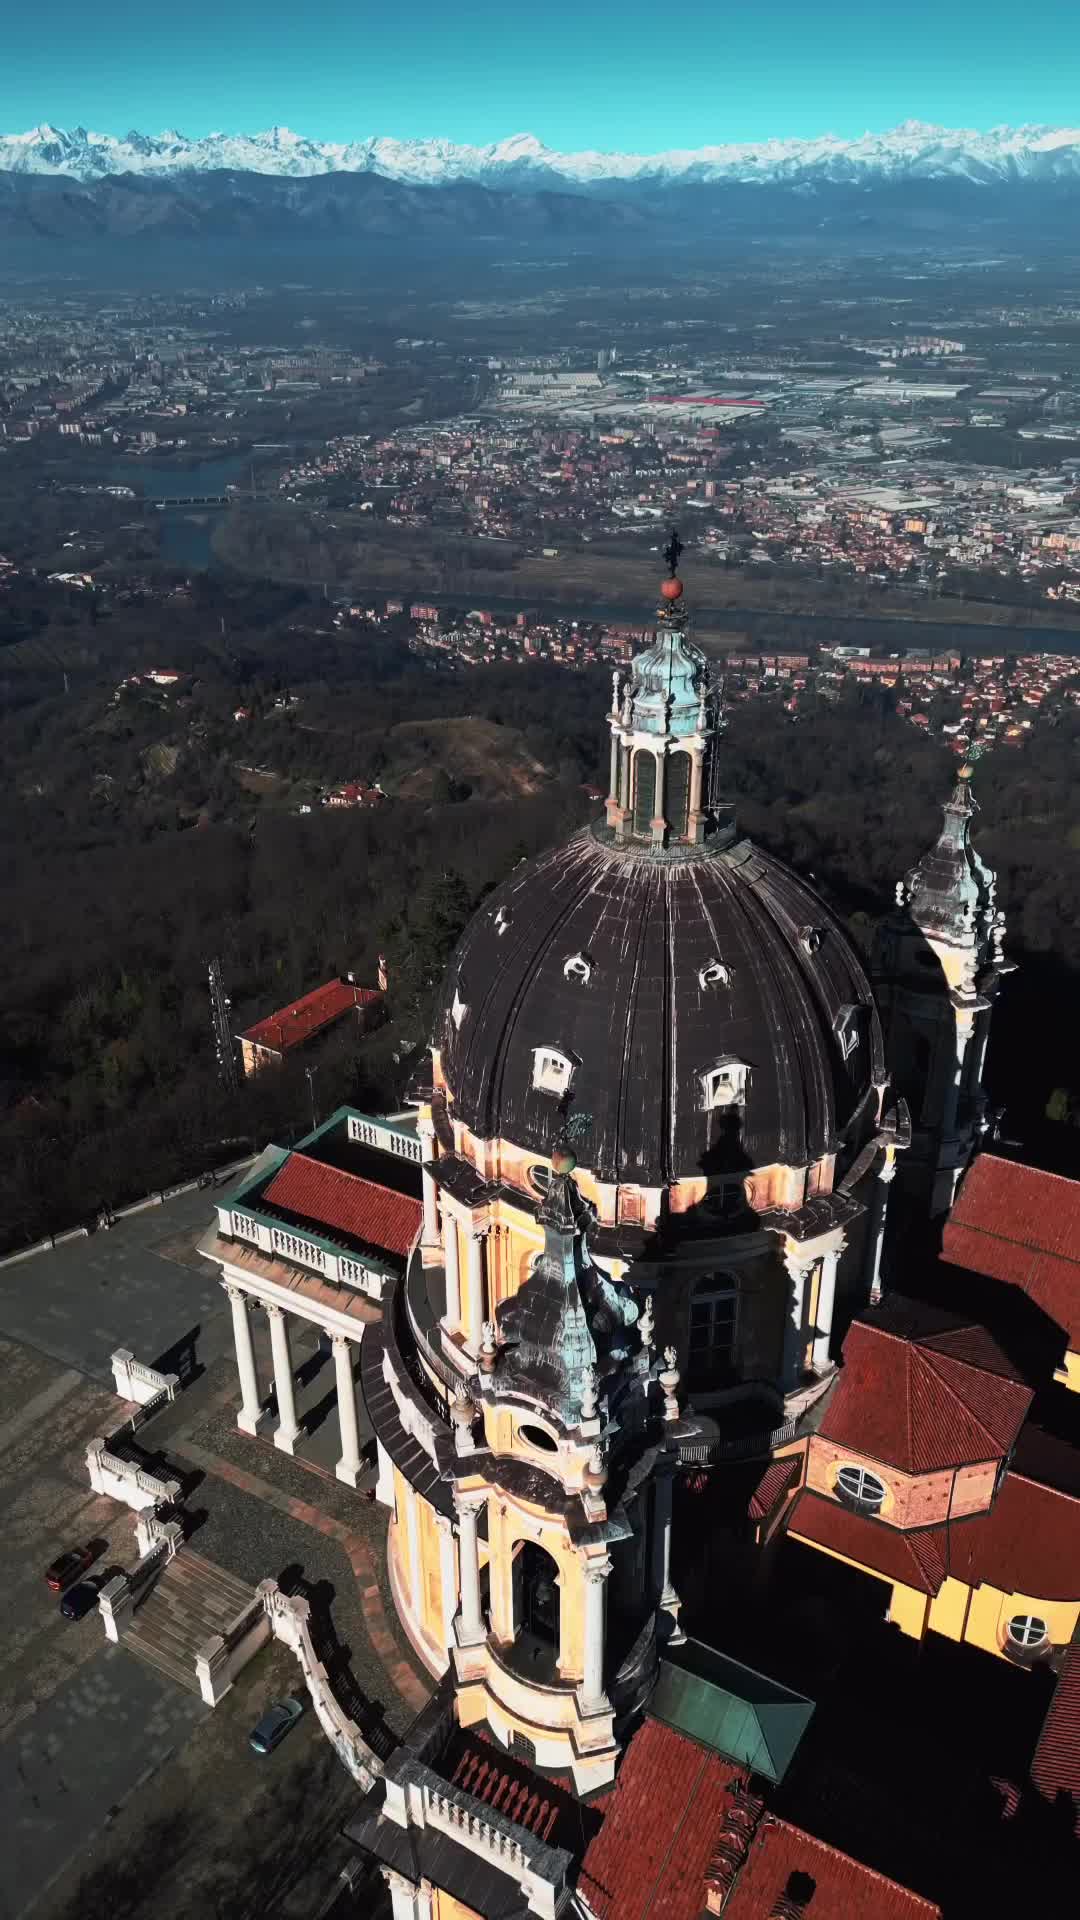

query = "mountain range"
[6, 119, 1080, 189]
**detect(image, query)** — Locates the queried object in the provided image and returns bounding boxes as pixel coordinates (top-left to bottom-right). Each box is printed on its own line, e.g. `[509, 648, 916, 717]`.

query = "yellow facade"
[1054, 1348, 1080, 1394]
[790, 1523, 1080, 1666]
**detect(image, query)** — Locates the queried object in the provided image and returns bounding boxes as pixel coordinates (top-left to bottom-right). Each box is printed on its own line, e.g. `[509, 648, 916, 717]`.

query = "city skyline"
[2, 0, 1079, 153]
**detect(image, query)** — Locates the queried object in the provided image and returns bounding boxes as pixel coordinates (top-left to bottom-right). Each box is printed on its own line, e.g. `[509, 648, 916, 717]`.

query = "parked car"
[248, 1697, 304, 1755]
[59, 1580, 101, 1621]
[44, 1545, 96, 1591]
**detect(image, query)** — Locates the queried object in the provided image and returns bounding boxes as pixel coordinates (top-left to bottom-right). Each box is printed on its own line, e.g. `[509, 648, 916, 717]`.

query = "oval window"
[1006, 1613, 1048, 1650]
[518, 1422, 558, 1454]
[835, 1465, 886, 1512]
[528, 1164, 552, 1197]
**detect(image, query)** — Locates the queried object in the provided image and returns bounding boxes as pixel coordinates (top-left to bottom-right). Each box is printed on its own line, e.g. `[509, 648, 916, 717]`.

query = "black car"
[59, 1580, 101, 1621]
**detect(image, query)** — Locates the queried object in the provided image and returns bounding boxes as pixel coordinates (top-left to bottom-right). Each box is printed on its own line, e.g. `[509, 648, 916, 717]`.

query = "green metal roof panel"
[651, 1639, 814, 1784]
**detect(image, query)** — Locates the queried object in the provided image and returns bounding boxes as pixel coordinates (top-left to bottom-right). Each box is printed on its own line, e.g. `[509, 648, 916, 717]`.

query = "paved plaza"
[0, 1185, 428, 1919]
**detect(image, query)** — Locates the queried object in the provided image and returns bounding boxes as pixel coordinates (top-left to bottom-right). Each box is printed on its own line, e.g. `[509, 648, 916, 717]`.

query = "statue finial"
[662, 528, 684, 576]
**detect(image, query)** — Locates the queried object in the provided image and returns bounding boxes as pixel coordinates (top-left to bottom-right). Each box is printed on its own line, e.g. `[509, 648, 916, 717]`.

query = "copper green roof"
[650, 1639, 814, 1783]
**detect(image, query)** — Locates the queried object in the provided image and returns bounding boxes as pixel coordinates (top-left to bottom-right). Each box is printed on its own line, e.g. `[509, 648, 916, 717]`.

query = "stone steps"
[122, 1550, 260, 1695]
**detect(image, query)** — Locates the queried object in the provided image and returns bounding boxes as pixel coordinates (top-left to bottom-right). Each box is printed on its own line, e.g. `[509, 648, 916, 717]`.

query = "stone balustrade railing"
[98, 1532, 178, 1642]
[87, 1439, 182, 1513]
[383, 1754, 570, 1920]
[347, 1112, 422, 1163]
[111, 1348, 180, 1407]
[259, 1579, 384, 1789]
[222, 1203, 389, 1301]
[196, 1590, 271, 1707]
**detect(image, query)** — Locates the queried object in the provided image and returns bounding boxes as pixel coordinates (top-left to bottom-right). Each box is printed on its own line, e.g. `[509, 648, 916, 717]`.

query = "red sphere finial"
[660, 576, 684, 601]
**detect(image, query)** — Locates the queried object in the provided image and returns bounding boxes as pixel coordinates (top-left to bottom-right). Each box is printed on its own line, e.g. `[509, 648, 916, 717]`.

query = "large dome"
[436, 825, 885, 1186]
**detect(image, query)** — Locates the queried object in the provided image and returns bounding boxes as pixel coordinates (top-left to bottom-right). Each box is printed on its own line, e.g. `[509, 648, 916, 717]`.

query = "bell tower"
[874, 767, 1013, 1216]
[450, 1149, 687, 1793]
[605, 529, 728, 849]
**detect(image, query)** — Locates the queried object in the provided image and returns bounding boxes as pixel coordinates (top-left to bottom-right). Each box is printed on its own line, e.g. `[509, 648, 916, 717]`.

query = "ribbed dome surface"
[436, 828, 885, 1185]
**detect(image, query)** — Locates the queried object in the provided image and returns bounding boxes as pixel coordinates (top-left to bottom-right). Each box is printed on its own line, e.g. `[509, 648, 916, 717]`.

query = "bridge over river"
[152, 493, 235, 508]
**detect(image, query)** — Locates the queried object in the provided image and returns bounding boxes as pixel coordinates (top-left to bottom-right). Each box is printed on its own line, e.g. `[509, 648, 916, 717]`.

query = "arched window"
[1006, 1613, 1048, 1651]
[688, 1273, 739, 1389]
[835, 1465, 886, 1512]
[667, 750, 691, 837]
[563, 953, 593, 985]
[633, 751, 656, 836]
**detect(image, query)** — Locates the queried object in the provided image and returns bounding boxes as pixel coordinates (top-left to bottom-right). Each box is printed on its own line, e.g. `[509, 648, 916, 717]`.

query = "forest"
[2, 581, 1080, 1251]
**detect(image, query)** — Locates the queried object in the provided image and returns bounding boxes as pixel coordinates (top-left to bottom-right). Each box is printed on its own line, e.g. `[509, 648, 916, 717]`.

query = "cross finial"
[662, 528, 683, 576]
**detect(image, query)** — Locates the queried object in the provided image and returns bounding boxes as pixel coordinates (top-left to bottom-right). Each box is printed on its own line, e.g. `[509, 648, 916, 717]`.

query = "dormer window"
[699, 960, 731, 990]
[701, 1059, 748, 1111]
[800, 927, 822, 957]
[532, 1047, 575, 1098]
[494, 905, 511, 937]
[563, 953, 593, 985]
[451, 987, 468, 1032]
[835, 1005, 860, 1062]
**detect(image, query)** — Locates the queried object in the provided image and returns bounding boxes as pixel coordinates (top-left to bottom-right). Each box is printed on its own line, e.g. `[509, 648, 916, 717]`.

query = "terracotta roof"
[1031, 1632, 1080, 1834]
[819, 1307, 1032, 1475]
[261, 1152, 422, 1260]
[577, 1717, 743, 1920]
[942, 1154, 1080, 1348]
[946, 1472, 1080, 1600]
[239, 978, 380, 1053]
[722, 1814, 942, 1918]
[749, 1455, 802, 1522]
[787, 1491, 948, 1596]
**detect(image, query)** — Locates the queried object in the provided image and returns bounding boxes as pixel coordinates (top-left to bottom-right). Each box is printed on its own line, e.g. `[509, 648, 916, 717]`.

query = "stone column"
[455, 1498, 485, 1646]
[687, 746, 705, 841]
[333, 1334, 362, 1487]
[267, 1304, 301, 1454]
[652, 1463, 685, 1646]
[465, 1228, 487, 1355]
[418, 1115, 440, 1253]
[383, 1870, 433, 1920]
[225, 1282, 262, 1436]
[650, 748, 667, 845]
[782, 1252, 814, 1392]
[580, 1556, 612, 1710]
[608, 729, 619, 802]
[442, 1210, 462, 1336]
[811, 1246, 842, 1374]
[867, 1159, 896, 1304]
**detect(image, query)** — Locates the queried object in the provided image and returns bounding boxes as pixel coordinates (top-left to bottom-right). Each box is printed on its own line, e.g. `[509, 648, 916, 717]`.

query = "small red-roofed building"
[1030, 1627, 1080, 1836]
[942, 1152, 1080, 1393]
[786, 1297, 1080, 1661]
[237, 976, 382, 1076]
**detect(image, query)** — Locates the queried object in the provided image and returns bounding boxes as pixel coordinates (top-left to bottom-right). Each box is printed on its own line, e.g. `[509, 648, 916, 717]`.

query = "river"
[101, 450, 1080, 655]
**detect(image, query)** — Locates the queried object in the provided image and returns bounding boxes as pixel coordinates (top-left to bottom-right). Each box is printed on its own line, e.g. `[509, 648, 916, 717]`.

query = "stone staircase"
[124, 1550, 259, 1695]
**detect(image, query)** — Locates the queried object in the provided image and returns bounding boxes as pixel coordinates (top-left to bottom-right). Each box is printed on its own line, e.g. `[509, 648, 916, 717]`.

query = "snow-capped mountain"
[5, 120, 1080, 189]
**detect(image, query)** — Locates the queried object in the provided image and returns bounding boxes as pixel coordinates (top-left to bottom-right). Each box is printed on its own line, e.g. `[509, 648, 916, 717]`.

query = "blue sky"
[3, 0, 1077, 149]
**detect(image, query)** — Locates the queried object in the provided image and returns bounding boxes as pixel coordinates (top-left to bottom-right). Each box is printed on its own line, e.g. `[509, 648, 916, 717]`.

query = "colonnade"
[223, 1281, 364, 1486]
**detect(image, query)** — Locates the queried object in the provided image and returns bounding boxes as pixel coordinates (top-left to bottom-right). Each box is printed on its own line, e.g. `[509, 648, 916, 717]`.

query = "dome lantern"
[605, 529, 723, 850]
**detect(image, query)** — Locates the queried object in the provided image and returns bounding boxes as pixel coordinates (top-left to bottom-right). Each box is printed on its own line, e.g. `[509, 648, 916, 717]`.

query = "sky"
[2, 0, 1078, 151]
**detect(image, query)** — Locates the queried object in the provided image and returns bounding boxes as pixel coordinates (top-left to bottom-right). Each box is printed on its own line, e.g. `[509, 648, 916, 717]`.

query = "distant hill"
[383, 716, 550, 804]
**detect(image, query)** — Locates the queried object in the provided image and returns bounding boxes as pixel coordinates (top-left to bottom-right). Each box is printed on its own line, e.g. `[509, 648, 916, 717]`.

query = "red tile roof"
[239, 978, 380, 1054]
[942, 1154, 1080, 1348]
[1031, 1632, 1080, 1835]
[721, 1815, 942, 1918]
[577, 1718, 743, 1920]
[819, 1313, 1032, 1476]
[749, 1455, 802, 1522]
[787, 1491, 948, 1596]
[946, 1472, 1080, 1600]
[261, 1153, 422, 1260]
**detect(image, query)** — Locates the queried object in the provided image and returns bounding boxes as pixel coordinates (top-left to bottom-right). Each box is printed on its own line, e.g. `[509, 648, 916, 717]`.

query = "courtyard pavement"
[0, 1182, 430, 1918]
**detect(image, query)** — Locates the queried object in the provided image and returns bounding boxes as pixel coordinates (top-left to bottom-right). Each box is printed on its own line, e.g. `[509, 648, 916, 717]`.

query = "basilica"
[203, 551, 1080, 1917]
